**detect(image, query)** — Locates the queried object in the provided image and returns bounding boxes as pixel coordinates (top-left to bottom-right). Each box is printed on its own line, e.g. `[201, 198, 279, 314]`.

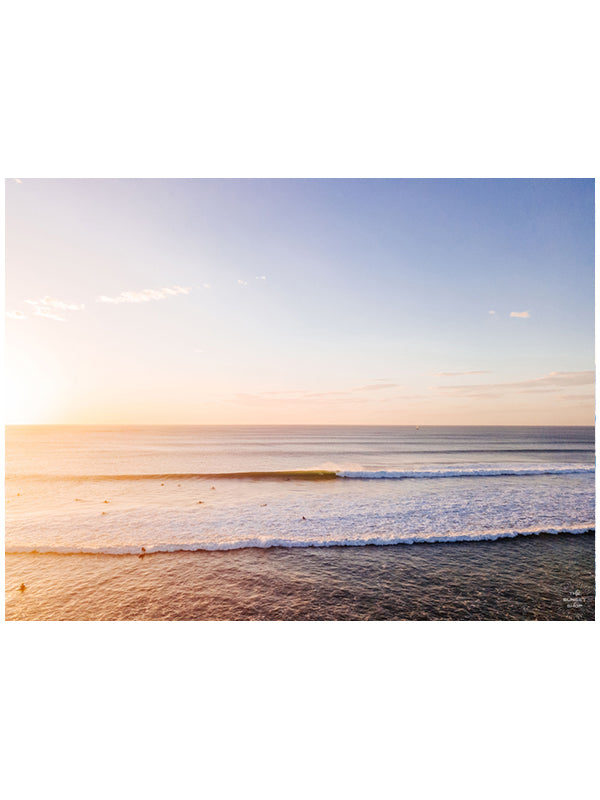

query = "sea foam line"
[5, 527, 594, 556]
[337, 466, 595, 479]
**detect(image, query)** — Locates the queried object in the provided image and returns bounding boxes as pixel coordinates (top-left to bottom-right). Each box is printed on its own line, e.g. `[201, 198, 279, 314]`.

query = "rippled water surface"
[5, 426, 594, 620]
[5, 533, 595, 621]
[5, 425, 595, 554]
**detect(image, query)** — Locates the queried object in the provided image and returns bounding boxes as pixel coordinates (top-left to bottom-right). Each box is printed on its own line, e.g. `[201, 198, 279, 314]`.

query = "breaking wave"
[7, 465, 594, 482]
[5, 526, 594, 555]
[337, 466, 595, 479]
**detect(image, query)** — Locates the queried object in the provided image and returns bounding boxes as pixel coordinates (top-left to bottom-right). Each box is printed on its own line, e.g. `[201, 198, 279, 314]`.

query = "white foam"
[6, 461, 594, 557]
[5, 526, 594, 555]
[337, 466, 595, 479]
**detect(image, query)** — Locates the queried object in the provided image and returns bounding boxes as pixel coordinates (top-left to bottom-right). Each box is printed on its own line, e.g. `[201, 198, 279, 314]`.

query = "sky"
[4, 178, 595, 425]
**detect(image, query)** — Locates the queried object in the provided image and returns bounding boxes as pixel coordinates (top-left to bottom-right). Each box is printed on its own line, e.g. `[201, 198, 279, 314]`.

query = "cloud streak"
[354, 382, 401, 392]
[25, 296, 84, 311]
[259, 383, 401, 399]
[510, 310, 530, 318]
[18, 295, 85, 322]
[33, 307, 67, 322]
[97, 286, 190, 304]
[225, 382, 416, 407]
[430, 370, 594, 398]
[231, 392, 368, 407]
[432, 370, 491, 377]
[6, 310, 27, 320]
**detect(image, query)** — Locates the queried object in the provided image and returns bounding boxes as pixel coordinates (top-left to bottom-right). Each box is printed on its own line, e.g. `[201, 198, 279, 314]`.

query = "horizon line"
[5, 422, 595, 428]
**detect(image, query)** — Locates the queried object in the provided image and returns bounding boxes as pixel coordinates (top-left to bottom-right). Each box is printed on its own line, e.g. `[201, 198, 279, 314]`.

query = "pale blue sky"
[5, 179, 595, 424]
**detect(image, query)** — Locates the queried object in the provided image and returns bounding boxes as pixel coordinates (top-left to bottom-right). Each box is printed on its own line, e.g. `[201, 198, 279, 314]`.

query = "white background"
[2, 2, 598, 798]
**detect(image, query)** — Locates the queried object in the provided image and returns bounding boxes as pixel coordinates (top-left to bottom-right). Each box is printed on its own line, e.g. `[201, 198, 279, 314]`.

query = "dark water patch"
[5, 469, 339, 482]
[5, 532, 595, 621]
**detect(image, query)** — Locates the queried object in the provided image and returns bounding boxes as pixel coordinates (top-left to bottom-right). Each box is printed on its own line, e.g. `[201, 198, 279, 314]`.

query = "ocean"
[5, 425, 595, 620]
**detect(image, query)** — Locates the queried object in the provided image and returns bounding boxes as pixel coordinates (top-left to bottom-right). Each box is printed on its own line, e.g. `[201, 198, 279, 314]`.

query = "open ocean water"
[5, 425, 596, 620]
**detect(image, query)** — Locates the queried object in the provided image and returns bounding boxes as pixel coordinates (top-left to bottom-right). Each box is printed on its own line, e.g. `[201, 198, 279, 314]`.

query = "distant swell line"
[5, 527, 595, 556]
[6, 469, 338, 482]
[7, 466, 595, 482]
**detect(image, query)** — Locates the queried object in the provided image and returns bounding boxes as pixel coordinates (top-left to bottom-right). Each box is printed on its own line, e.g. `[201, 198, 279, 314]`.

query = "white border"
[3, 2, 598, 798]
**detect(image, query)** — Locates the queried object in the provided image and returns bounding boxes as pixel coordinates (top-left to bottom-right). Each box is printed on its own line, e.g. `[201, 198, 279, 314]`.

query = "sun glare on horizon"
[5, 353, 66, 424]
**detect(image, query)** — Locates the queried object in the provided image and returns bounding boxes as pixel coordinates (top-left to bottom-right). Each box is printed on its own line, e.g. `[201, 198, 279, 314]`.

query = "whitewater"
[5, 425, 595, 555]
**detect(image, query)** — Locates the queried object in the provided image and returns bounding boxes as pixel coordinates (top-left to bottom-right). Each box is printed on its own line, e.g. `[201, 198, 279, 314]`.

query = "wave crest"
[6, 465, 594, 482]
[5, 527, 594, 555]
[338, 466, 595, 479]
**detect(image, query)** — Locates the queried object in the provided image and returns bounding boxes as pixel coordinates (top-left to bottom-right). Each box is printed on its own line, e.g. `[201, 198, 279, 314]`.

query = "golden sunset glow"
[4, 180, 595, 426]
[5, 352, 66, 424]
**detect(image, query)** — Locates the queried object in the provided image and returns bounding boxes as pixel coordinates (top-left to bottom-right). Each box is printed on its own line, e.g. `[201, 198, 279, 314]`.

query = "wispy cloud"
[15, 178, 22, 184]
[489, 310, 495, 315]
[230, 383, 409, 405]
[97, 285, 190, 304]
[532, 371, 594, 387]
[354, 382, 401, 392]
[558, 393, 596, 402]
[20, 295, 84, 322]
[231, 392, 368, 407]
[237, 280, 248, 286]
[430, 370, 594, 398]
[25, 296, 84, 311]
[260, 384, 401, 398]
[262, 390, 311, 396]
[227, 387, 428, 409]
[304, 391, 354, 399]
[432, 370, 492, 377]
[33, 307, 67, 322]
[6, 310, 27, 320]
[255, 275, 267, 280]
[510, 310, 530, 318]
